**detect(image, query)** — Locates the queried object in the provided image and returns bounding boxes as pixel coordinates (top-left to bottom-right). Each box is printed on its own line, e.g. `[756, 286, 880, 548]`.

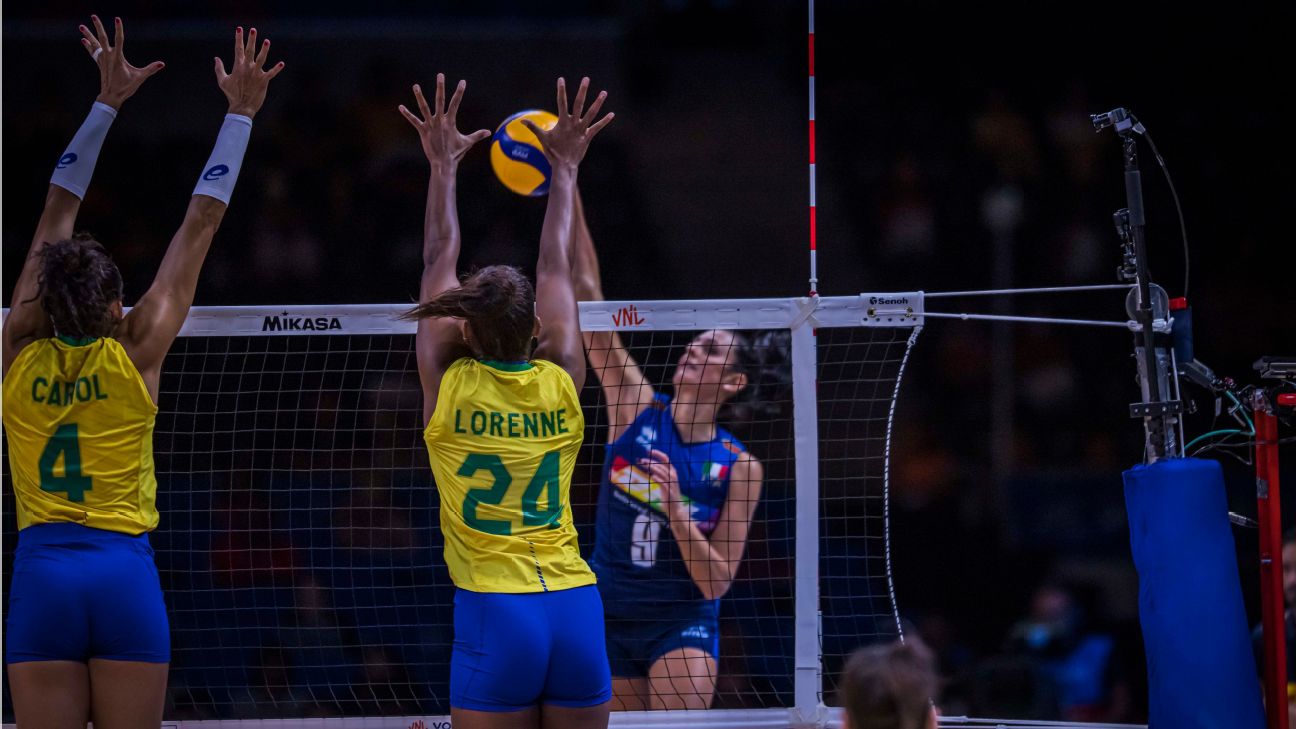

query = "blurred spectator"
[839, 638, 939, 729]
[1005, 582, 1118, 721]
[876, 151, 939, 266]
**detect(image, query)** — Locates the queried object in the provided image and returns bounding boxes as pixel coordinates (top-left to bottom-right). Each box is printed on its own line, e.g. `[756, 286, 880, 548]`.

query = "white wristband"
[49, 102, 118, 199]
[193, 113, 253, 205]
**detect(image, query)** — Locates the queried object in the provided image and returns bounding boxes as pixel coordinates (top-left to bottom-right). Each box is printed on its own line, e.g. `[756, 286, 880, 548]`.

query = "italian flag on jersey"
[702, 461, 730, 483]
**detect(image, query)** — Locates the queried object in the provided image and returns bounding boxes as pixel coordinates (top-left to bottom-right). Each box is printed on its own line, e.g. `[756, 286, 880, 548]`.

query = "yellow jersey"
[2, 336, 159, 534]
[425, 358, 595, 593]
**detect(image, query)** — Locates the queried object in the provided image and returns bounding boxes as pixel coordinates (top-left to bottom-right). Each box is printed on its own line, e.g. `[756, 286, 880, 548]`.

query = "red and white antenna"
[808, 0, 818, 296]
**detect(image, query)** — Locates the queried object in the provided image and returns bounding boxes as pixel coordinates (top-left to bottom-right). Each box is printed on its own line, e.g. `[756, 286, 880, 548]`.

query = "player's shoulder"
[717, 428, 749, 457]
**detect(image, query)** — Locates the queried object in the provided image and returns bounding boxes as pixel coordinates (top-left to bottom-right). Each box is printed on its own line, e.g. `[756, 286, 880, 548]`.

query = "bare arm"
[643, 450, 764, 601]
[3, 16, 163, 374]
[4, 187, 82, 372]
[119, 26, 283, 400]
[571, 189, 654, 441]
[397, 75, 491, 425]
[523, 77, 615, 391]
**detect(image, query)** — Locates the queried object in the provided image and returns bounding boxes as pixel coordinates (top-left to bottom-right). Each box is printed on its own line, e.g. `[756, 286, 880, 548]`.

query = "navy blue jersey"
[591, 394, 746, 615]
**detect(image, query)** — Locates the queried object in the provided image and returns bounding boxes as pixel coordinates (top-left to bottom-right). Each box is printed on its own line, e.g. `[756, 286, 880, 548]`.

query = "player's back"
[2, 336, 159, 534]
[425, 358, 594, 593]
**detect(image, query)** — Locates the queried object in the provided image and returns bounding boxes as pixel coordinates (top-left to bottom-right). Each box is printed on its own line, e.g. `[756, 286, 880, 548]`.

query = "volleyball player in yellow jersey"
[396, 74, 614, 729]
[2, 19, 283, 728]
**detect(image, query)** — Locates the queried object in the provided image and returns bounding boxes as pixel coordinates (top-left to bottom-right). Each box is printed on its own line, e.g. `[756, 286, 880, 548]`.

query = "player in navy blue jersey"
[570, 194, 790, 710]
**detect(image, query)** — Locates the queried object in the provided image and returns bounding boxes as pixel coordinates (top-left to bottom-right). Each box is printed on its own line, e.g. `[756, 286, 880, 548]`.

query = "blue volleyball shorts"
[603, 602, 720, 679]
[6, 522, 170, 664]
[451, 584, 612, 711]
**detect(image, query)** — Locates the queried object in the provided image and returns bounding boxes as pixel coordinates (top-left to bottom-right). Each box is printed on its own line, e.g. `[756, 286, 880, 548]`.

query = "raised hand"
[79, 15, 165, 109]
[214, 27, 285, 119]
[522, 77, 614, 170]
[640, 449, 689, 522]
[398, 74, 492, 172]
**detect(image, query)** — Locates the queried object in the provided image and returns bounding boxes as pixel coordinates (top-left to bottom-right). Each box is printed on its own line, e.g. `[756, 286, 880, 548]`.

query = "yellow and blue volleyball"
[490, 110, 558, 197]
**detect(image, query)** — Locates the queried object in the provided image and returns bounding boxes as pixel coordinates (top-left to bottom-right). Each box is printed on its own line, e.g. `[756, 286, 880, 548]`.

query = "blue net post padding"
[1124, 457, 1265, 729]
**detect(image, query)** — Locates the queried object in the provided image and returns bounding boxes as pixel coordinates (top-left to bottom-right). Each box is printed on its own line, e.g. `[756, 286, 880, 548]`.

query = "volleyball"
[489, 109, 558, 197]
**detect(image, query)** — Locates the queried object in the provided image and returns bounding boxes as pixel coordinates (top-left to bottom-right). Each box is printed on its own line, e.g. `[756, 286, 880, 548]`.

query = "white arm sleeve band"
[192, 113, 253, 205]
[49, 102, 118, 199]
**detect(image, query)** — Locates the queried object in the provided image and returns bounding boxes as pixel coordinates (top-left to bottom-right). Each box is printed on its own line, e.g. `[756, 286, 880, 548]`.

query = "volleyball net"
[2, 294, 925, 728]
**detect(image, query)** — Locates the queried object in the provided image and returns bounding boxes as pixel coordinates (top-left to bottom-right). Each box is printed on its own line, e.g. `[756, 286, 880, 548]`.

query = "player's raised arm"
[395, 74, 492, 424]
[524, 77, 614, 390]
[570, 190, 655, 441]
[2, 15, 163, 374]
[118, 26, 284, 398]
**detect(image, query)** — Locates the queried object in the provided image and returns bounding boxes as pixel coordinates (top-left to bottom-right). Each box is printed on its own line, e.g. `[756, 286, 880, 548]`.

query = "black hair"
[36, 233, 124, 339]
[722, 329, 793, 422]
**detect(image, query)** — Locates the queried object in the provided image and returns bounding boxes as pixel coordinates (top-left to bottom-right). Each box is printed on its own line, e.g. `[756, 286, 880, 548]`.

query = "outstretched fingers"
[586, 111, 615, 140]
[570, 76, 590, 119]
[446, 79, 467, 122]
[254, 38, 271, 68]
[519, 118, 551, 145]
[581, 90, 608, 126]
[413, 84, 433, 124]
[556, 77, 569, 120]
[91, 15, 111, 53]
[434, 73, 446, 118]
[398, 103, 423, 129]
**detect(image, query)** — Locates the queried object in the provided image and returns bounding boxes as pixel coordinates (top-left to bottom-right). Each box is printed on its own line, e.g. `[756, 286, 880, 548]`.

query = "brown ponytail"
[401, 265, 536, 361]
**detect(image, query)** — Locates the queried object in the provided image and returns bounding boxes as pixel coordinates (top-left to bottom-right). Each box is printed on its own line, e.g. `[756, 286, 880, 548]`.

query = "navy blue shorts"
[604, 604, 720, 678]
[6, 522, 169, 664]
[451, 584, 611, 712]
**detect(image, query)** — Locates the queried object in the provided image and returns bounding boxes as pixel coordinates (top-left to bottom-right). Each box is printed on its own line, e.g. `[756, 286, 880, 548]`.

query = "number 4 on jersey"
[38, 423, 93, 502]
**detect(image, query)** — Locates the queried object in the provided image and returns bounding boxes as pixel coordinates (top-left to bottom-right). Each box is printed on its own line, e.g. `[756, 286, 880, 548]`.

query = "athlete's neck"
[478, 358, 533, 371]
[669, 395, 720, 444]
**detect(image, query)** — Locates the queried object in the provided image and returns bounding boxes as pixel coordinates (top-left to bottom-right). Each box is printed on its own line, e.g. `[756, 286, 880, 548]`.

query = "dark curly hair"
[36, 233, 124, 339]
[400, 265, 536, 361]
[721, 329, 793, 422]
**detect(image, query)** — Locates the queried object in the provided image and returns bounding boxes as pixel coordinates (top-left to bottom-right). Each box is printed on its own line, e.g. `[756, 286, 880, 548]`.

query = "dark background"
[5, 1, 1295, 722]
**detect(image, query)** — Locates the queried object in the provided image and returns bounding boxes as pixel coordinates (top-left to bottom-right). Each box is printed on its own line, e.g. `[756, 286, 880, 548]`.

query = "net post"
[791, 320, 824, 728]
